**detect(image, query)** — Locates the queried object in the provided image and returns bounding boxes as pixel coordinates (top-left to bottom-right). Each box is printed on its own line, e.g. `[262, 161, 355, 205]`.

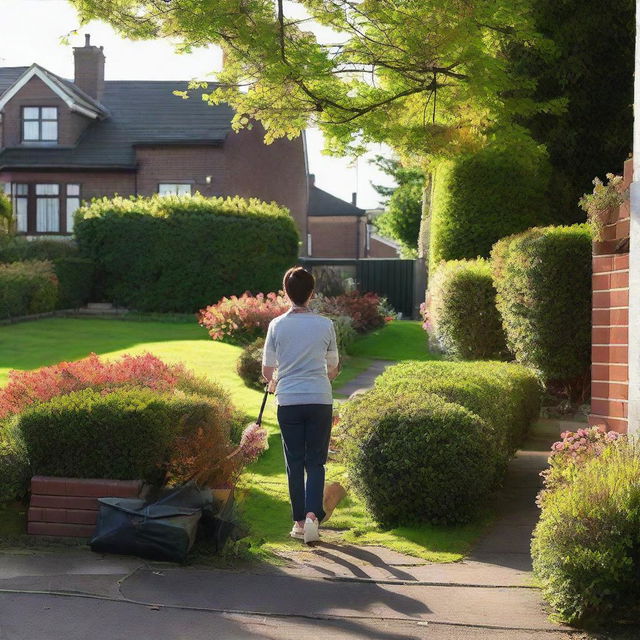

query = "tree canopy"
[371, 156, 424, 255]
[70, 0, 555, 160]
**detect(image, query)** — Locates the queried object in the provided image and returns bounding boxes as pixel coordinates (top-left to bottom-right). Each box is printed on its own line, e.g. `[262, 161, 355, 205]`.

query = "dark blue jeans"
[277, 404, 333, 522]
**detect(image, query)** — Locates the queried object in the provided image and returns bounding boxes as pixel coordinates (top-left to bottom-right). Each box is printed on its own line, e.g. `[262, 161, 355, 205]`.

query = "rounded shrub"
[340, 389, 496, 526]
[429, 259, 508, 360]
[532, 442, 640, 625]
[491, 225, 592, 400]
[75, 195, 299, 313]
[374, 361, 541, 478]
[237, 337, 265, 390]
[429, 140, 552, 270]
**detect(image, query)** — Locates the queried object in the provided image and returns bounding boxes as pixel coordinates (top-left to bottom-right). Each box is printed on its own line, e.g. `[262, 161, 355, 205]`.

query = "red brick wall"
[135, 146, 225, 197]
[224, 125, 308, 247]
[589, 158, 632, 433]
[369, 237, 400, 258]
[1, 76, 91, 147]
[309, 216, 363, 258]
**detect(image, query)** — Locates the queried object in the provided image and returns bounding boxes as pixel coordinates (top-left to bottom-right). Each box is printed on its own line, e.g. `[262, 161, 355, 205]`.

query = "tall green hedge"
[491, 225, 592, 399]
[53, 257, 95, 309]
[429, 259, 507, 360]
[429, 141, 552, 270]
[74, 195, 299, 313]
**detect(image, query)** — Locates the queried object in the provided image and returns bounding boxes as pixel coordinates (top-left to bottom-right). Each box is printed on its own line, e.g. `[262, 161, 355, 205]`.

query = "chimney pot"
[308, 174, 315, 186]
[85, 34, 91, 47]
[351, 192, 357, 206]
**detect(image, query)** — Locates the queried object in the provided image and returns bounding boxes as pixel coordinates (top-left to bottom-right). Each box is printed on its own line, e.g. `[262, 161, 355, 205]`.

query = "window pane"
[15, 184, 28, 196]
[41, 121, 58, 140]
[23, 120, 39, 140]
[37, 198, 60, 232]
[15, 198, 28, 233]
[66, 184, 80, 196]
[2, 184, 9, 195]
[41, 107, 57, 120]
[36, 184, 59, 196]
[158, 184, 176, 196]
[66, 198, 80, 232]
[23, 107, 39, 120]
[177, 184, 192, 196]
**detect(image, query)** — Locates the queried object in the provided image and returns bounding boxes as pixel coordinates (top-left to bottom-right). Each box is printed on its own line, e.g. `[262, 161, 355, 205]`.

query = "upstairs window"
[22, 107, 58, 142]
[158, 183, 192, 197]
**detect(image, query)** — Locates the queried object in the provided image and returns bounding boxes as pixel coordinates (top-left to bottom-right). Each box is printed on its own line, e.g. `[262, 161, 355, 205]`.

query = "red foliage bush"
[315, 291, 389, 333]
[0, 353, 182, 420]
[198, 291, 289, 343]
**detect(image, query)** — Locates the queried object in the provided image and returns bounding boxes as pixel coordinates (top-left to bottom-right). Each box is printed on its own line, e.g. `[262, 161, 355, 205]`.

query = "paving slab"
[120, 567, 560, 630]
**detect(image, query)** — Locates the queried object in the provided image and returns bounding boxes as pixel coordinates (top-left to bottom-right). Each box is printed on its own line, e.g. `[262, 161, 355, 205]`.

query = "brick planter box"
[28, 476, 145, 538]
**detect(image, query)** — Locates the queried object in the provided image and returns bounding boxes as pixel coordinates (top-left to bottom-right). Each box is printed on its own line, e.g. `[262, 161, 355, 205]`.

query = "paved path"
[335, 359, 395, 397]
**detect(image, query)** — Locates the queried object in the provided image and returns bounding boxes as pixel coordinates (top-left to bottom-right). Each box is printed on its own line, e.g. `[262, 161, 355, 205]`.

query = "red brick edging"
[28, 476, 144, 538]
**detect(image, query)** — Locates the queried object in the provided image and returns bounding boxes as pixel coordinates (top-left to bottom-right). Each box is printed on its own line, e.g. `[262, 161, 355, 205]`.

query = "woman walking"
[262, 266, 341, 544]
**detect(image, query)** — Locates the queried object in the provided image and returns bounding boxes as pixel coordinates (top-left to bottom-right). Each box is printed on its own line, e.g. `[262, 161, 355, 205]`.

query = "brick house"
[307, 175, 400, 258]
[0, 36, 397, 261]
[0, 36, 309, 246]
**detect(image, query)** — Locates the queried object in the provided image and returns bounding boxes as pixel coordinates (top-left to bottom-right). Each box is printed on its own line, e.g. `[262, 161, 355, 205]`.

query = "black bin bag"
[90, 484, 207, 563]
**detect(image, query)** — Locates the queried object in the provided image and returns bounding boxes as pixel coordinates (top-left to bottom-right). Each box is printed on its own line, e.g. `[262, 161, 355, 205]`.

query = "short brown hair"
[283, 267, 315, 306]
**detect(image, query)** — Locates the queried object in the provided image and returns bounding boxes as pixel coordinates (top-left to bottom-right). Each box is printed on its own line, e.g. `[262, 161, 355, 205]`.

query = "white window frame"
[158, 183, 192, 197]
[22, 106, 58, 143]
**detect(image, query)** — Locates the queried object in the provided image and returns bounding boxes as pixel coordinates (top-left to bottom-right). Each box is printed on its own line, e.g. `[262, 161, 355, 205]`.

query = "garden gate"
[300, 258, 425, 318]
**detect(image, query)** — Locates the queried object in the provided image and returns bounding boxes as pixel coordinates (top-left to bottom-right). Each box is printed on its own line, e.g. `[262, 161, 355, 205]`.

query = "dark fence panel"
[300, 258, 422, 318]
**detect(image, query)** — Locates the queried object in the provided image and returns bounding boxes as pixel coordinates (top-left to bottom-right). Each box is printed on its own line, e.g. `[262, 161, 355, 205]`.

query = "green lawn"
[0, 317, 484, 562]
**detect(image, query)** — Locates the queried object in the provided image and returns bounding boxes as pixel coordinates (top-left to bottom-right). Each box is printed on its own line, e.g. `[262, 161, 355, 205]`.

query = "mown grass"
[0, 317, 484, 561]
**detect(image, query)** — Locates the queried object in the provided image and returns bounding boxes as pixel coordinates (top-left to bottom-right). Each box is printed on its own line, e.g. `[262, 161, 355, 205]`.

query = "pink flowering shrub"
[538, 426, 624, 503]
[198, 291, 289, 343]
[0, 353, 182, 420]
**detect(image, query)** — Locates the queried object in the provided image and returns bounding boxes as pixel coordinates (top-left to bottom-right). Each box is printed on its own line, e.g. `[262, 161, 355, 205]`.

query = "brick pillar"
[589, 159, 632, 433]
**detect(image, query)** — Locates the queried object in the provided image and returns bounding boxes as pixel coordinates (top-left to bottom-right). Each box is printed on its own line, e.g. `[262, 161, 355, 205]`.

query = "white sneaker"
[290, 523, 304, 539]
[303, 517, 320, 544]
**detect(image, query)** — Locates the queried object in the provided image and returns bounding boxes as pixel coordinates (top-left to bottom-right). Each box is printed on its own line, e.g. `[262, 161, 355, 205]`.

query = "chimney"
[351, 192, 357, 207]
[308, 174, 316, 187]
[73, 34, 105, 102]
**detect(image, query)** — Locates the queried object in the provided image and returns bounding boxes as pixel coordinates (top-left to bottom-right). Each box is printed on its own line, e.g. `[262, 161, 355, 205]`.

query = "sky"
[0, 0, 395, 209]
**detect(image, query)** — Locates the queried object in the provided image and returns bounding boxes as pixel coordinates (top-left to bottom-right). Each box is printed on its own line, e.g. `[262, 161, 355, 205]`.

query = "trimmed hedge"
[0, 260, 58, 319]
[491, 225, 592, 399]
[53, 257, 95, 309]
[532, 442, 640, 625]
[340, 361, 541, 525]
[16, 387, 236, 485]
[429, 259, 507, 360]
[0, 237, 79, 263]
[374, 360, 541, 472]
[75, 195, 299, 313]
[429, 142, 551, 270]
[340, 390, 495, 526]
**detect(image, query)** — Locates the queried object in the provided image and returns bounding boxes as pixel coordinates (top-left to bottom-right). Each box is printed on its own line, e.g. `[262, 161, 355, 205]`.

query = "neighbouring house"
[307, 175, 400, 258]
[0, 36, 308, 245]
